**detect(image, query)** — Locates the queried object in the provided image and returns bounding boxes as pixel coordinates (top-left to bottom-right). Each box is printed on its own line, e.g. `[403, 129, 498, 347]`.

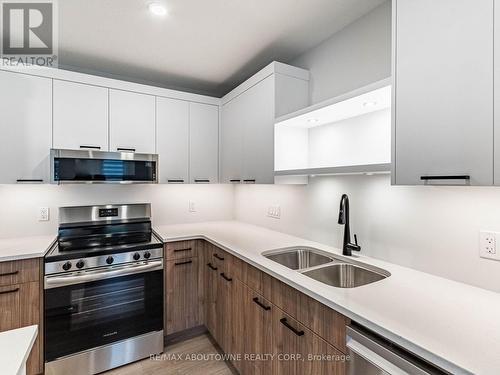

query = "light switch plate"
[189, 201, 196, 213]
[479, 231, 500, 260]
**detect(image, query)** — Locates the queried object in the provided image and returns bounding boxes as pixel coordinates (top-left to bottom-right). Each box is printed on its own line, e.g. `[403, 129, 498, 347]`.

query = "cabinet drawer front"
[165, 240, 196, 260]
[0, 258, 40, 286]
[273, 309, 345, 375]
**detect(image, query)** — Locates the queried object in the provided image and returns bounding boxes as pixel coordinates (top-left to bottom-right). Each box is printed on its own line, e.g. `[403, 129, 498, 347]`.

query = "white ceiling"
[58, 0, 386, 97]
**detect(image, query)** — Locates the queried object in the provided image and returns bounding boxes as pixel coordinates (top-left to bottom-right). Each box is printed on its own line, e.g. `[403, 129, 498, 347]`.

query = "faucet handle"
[351, 234, 361, 252]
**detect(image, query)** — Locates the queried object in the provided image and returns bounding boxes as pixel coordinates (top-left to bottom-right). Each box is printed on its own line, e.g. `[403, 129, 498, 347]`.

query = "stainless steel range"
[44, 203, 164, 375]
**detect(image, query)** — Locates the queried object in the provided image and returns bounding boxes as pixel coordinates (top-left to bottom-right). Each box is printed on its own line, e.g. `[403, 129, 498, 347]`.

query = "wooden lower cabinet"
[273, 309, 345, 375]
[0, 259, 42, 375]
[167, 241, 348, 375]
[241, 286, 274, 375]
[165, 256, 200, 335]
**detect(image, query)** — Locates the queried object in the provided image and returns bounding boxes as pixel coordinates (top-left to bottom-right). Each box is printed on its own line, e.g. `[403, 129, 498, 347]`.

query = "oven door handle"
[44, 260, 163, 289]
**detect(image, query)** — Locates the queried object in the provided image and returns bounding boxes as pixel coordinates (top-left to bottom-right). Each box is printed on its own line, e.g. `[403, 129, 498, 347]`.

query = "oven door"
[44, 262, 163, 362]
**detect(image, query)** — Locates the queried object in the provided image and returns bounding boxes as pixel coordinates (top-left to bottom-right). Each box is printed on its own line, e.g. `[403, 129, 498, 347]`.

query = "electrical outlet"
[38, 207, 50, 221]
[189, 201, 196, 213]
[479, 231, 500, 260]
[267, 205, 281, 219]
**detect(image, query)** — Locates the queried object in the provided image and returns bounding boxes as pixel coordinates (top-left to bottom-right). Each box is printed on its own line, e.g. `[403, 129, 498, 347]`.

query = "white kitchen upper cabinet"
[53, 80, 109, 151]
[0, 71, 52, 183]
[241, 75, 275, 184]
[393, 0, 494, 185]
[220, 93, 244, 183]
[109, 89, 156, 153]
[220, 62, 309, 184]
[189, 102, 219, 184]
[156, 97, 189, 183]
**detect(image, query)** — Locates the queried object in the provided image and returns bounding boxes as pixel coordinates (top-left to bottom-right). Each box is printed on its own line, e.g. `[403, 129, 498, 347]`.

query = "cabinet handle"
[174, 260, 193, 266]
[243, 179, 256, 184]
[117, 147, 136, 152]
[207, 262, 218, 271]
[0, 271, 18, 277]
[420, 175, 470, 181]
[220, 272, 232, 282]
[0, 287, 19, 295]
[252, 297, 271, 311]
[280, 318, 304, 336]
[79, 145, 101, 150]
[194, 179, 210, 183]
[167, 179, 185, 183]
[229, 179, 241, 183]
[213, 253, 224, 261]
[173, 247, 192, 253]
[16, 179, 43, 183]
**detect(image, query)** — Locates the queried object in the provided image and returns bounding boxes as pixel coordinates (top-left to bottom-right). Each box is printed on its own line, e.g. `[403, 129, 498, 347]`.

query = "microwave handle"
[44, 260, 163, 289]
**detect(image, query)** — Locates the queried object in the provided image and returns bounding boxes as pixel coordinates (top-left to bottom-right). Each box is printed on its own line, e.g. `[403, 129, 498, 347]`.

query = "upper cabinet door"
[156, 97, 189, 183]
[393, 0, 494, 185]
[0, 71, 52, 183]
[241, 75, 275, 184]
[109, 89, 156, 153]
[53, 80, 108, 151]
[220, 95, 244, 184]
[189, 102, 219, 184]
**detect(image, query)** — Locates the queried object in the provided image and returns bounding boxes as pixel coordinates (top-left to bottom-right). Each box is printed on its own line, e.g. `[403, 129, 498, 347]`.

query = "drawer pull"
[229, 179, 241, 183]
[79, 145, 101, 150]
[220, 272, 232, 282]
[243, 179, 256, 184]
[16, 179, 43, 183]
[194, 179, 210, 183]
[167, 179, 185, 183]
[0, 287, 19, 295]
[174, 260, 193, 266]
[173, 247, 192, 253]
[280, 318, 304, 336]
[0, 271, 19, 277]
[420, 175, 470, 181]
[117, 147, 136, 152]
[213, 253, 224, 261]
[252, 297, 271, 311]
[207, 263, 218, 271]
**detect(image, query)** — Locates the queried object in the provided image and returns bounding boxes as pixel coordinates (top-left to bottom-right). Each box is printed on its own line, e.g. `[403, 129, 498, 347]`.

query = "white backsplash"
[0, 184, 234, 238]
[234, 175, 500, 293]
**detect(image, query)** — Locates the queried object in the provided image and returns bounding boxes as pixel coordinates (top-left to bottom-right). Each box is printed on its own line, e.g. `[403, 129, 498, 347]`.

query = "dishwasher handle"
[346, 326, 435, 375]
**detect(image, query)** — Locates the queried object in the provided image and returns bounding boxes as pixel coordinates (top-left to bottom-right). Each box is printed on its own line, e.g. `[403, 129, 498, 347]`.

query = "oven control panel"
[44, 248, 163, 276]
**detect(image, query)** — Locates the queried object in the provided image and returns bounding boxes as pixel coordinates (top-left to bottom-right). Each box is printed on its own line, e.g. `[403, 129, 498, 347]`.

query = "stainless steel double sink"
[263, 247, 390, 288]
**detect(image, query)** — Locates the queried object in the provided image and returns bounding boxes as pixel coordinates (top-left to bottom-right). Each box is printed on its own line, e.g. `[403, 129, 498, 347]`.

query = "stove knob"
[143, 251, 151, 259]
[106, 256, 114, 265]
[76, 260, 85, 269]
[62, 261, 72, 271]
[133, 252, 140, 261]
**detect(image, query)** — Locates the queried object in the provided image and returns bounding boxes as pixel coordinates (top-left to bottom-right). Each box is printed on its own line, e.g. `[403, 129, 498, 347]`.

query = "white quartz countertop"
[0, 325, 38, 375]
[154, 220, 500, 375]
[0, 235, 55, 262]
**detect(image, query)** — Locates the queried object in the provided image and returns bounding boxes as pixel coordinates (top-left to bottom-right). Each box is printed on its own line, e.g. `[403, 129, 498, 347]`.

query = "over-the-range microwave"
[50, 149, 159, 184]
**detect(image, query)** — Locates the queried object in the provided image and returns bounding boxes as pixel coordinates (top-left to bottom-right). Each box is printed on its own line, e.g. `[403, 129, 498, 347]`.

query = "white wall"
[0, 184, 234, 238]
[234, 176, 500, 293]
[292, 1, 391, 105]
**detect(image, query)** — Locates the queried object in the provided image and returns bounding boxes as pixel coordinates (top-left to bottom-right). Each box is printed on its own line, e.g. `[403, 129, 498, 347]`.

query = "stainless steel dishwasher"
[346, 325, 450, 375]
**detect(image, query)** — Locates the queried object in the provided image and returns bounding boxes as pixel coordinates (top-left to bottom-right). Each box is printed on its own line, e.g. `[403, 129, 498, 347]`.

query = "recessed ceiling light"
[307, 118, 319, 123]
[363, 101, 377, 107]
[149, 2, 168, 16]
